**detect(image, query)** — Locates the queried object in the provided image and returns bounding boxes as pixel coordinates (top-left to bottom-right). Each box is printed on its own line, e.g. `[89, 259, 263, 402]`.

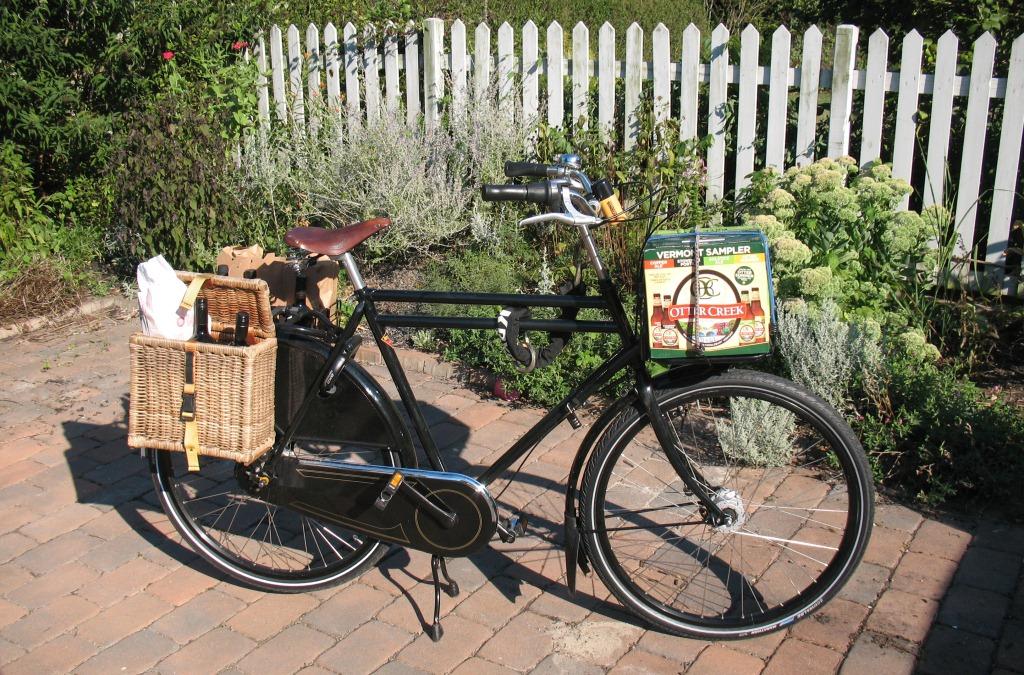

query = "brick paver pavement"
[1, 305, 1022, 674]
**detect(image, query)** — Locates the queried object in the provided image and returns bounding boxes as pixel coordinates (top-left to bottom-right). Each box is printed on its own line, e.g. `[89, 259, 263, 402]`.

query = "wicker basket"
[128, 272, 277, 465]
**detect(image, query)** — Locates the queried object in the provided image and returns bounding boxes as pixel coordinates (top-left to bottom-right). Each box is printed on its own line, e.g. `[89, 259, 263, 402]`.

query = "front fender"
[561, 362, 723, 591]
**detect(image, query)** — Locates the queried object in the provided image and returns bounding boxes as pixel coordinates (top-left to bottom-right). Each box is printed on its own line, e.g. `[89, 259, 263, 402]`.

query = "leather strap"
[180, 347, 200, 471]
[179, 275, 211, 312]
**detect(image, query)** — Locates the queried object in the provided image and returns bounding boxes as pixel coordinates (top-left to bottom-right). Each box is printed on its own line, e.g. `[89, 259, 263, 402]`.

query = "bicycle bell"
[556, 153, 582, 170]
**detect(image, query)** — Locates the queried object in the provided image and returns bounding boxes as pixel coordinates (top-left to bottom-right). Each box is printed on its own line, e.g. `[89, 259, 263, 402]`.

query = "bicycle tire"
[580, 369, 873, 638]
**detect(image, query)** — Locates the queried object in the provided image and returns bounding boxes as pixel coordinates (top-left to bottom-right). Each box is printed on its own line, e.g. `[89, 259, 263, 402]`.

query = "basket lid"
[176, 271, 276, 339]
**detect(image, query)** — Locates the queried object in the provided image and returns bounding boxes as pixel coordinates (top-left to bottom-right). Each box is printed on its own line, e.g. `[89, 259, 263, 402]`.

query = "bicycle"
[146, 154, 874, 642]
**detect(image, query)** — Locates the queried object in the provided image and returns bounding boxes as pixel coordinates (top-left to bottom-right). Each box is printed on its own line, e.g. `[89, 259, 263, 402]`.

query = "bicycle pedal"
[497, 513, 529, 543]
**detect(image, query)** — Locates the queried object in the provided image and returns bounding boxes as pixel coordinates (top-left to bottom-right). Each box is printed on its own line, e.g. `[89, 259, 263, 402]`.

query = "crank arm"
[374, 470, 458, 529]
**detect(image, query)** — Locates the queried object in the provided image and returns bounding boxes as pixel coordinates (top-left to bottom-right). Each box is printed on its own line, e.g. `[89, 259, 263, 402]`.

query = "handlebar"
[504, 161, 554, 178]
[481, 180, 564, 211]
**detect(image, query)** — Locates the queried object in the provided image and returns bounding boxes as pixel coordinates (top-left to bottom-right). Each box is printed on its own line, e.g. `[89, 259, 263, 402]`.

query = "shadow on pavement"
[58, 392, 643, 631]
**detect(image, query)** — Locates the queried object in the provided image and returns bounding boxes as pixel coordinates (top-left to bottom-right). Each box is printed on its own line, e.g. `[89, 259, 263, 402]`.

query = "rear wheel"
[580, 370, 873, 638]
[150, 439, 400, 592]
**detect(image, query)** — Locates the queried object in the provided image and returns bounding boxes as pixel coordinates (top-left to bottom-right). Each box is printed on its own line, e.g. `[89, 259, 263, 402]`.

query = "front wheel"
[580, 370, 873, 638]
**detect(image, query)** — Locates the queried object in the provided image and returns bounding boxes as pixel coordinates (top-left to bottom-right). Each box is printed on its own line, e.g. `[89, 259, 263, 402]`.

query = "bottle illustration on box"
[751, 287, 766, 343]
[738, 291, 754, 345]
[661, 290, 680, 349]
[650, 293, 664, 348]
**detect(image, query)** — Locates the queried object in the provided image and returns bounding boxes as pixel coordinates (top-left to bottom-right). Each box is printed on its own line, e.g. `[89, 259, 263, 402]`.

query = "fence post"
[892, 30, 923, 208]
[497, 23, 515, 120]
[306, 23, 321, 135]
[988, 34, 1024, 292]
[624, 23, 643, 149]
[598, 22, 615, 140]
[451, 20, 468, 118]
[707, 24, 729, 200]
[405, 21, 421, 125]
[474, 23, 491, 101]
[860, 29, 889, 167]
[572, 22, 590, 129]
[255, 35, 271, 131]
[287, 25, 306, 129]
[652, 24, 671, 126]
[954, 33, 997, 260]
[796, 25, 822, 166]
[736, 25, 760, 190]
[344, 23, 361, 118]
[270, 25, 287, 123]
[923, 31, 959, 208]
[423, 18, 444, 128]
[523, 21, 540, 127]
[363, 26, 381, 121]
[384, 23, 401, 115]
[547, 22, 564, 129]
[680, 24, 700, 140]
[764, 25, 791, 171]
[324, 23, 341, 114]
[827, 24, 858, 158]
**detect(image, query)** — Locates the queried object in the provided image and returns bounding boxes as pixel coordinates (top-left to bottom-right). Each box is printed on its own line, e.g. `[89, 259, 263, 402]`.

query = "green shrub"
[534, 94, 717, 292]
[0, 0, 270, 193]
[857, 355, 1024, 511]
[0, 142, 107, 291]
[718, 398, 797, 467]
[420, 247, 626, 406]
[110, 97, 248, 271]
[774, 300, 883, 410]
[0, 141, 53, 267]
[737, 158, 948, 330]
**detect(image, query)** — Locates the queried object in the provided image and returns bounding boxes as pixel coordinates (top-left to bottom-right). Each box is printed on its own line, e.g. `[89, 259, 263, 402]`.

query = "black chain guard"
[267, 455, 498, 557]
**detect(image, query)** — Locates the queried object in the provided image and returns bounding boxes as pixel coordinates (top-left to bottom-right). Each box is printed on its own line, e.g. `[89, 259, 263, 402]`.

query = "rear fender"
[275, 331, 418, 469]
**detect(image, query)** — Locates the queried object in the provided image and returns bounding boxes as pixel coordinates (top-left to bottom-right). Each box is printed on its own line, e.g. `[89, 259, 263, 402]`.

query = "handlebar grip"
[504, 161, 551, 178]
[481, 184, 529, 202]
[481, 181, 563, 211]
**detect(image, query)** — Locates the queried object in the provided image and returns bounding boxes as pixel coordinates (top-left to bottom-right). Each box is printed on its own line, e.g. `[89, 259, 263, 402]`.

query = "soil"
[974, 361, 1024, 408]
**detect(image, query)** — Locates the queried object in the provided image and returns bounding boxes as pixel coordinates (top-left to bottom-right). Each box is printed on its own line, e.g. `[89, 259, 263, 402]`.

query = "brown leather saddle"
[284, 217, 391, 257]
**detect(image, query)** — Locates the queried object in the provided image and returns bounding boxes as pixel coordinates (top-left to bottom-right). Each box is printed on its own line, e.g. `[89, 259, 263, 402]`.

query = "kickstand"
[438, 556, 460, 597]
[428, 555, 447, 642]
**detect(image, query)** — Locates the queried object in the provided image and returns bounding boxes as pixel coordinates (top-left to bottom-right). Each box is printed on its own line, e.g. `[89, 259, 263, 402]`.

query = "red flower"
[231, 40, 249, 51]
[162, 50, 174, 61]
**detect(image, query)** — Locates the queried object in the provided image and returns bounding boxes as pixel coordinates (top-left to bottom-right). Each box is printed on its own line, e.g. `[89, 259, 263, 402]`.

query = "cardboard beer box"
[641, 230, 775, 360]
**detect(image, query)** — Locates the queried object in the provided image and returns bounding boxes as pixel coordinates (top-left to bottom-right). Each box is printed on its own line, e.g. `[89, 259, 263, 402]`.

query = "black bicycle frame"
[271, 263, 729, 525]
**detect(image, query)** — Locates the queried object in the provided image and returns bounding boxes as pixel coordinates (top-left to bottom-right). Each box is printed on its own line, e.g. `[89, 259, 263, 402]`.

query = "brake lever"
[519, 213, 575, 226]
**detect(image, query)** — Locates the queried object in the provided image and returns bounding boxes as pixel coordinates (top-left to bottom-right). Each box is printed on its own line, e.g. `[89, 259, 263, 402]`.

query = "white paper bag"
[136, 255, 192, 340]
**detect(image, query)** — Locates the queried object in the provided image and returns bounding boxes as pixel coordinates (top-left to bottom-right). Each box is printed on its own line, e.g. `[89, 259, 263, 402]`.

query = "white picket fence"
[252, 19, 1024, 294]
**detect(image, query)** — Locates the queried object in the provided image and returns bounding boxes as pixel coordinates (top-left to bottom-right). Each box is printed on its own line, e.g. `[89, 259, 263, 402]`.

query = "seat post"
[338, 252, 365, 290]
